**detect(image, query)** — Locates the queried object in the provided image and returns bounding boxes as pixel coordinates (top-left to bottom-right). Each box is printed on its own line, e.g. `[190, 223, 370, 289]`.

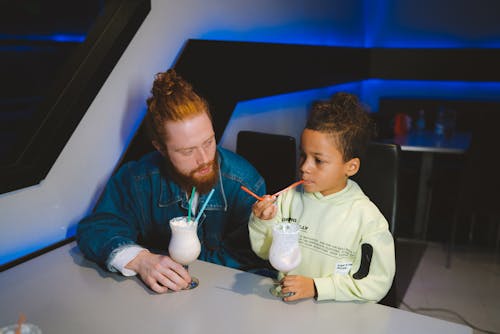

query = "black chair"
[447, 112, 500, 268]
[351, 141, 401, 307]
[352, 142, 400, 235]
[236, 130, 297, 195]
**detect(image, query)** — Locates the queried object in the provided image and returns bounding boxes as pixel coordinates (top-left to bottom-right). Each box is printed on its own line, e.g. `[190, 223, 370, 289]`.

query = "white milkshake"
[168, 216, 201, 265]
[269, 222, 301, 274]
[268, 222, 302, 298]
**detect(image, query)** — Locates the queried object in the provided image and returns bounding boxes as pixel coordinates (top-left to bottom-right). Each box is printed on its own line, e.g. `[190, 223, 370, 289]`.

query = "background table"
[0, 242, 471, 334]
[390, 131, 471, 239]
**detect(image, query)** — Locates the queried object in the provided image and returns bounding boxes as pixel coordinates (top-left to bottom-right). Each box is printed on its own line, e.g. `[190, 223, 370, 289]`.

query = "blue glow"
[50, 34, 86, 43]
[362, 0, 500, 48]
[363, 0, 389, 47]
[235, 82, 364, 116]
[200, 30, 363, 47]
[227, 79, 500, 123]
[0, 242, 53, 267]
[360, 79, 500, 111]
[0, 33, 85, 43]
[202, 1, 500, 49]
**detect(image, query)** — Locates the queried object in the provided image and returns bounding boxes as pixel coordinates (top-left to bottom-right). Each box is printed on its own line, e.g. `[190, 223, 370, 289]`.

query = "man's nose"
[194, 148, 209, 165]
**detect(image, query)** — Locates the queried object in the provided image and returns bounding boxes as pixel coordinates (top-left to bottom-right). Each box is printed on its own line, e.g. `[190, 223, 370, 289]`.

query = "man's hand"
[126, 250, 191, 293]
[281, 275, 316, 302]
[252, 195, 277, 220]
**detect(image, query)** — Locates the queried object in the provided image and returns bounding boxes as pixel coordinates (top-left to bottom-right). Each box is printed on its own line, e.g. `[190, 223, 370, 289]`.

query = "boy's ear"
[345, 157, 360, 177]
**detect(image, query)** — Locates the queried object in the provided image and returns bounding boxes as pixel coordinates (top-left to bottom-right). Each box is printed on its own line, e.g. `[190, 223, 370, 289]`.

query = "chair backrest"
[351, 141, 400, 308]
[351, 142, 401, 235]
[236, 130, 297, 195]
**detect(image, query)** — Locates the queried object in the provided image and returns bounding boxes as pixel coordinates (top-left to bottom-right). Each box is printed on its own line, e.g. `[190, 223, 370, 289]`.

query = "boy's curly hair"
[305, 92, 375, 162]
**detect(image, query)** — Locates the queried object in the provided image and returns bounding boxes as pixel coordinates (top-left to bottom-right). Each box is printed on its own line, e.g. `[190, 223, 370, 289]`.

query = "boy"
[249, 92, 395, 302]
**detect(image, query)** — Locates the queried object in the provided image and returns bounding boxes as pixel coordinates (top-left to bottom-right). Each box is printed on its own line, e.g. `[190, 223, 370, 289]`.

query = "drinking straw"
[195, 188, 215, 222]
[240, 185, 264, 201]
[15, 313, 25, 334]
[272, 180, 304, 198]
[188, 186, 196, 222]
[240, 180, 304, 201]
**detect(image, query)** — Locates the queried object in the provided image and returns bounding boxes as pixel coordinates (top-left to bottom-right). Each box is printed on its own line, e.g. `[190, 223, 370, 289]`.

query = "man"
[77, 69, 269, 293]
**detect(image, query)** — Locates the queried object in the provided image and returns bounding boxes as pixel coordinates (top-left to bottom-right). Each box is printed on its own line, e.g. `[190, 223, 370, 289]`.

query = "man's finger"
[156, 271, 186, 291]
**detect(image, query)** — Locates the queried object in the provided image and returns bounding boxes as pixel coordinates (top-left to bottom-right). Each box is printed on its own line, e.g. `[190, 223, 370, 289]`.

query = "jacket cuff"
[108, 245, 147, 276]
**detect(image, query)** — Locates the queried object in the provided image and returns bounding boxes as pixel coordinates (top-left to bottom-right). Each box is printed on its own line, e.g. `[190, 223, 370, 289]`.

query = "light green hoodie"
[249, 179, 395, 302]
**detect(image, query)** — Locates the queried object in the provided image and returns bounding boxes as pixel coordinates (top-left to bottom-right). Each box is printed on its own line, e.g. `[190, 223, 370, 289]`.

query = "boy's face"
[299, 129, 359, 196]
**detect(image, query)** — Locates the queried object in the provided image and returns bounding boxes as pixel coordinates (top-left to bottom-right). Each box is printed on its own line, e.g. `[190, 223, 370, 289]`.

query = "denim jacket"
[76, 147, 269, 272]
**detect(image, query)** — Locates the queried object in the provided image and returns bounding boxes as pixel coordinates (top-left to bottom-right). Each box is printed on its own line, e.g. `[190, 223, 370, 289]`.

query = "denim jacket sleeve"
[76, 160, 148, 268]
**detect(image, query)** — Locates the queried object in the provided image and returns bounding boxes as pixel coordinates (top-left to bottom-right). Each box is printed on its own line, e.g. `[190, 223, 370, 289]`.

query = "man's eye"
[181, 150, 193, 156]
[203, 139, 213, 149]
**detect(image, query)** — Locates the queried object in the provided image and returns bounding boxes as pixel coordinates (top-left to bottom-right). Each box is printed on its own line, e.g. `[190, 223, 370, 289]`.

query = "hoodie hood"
[306, 179, 368, 204]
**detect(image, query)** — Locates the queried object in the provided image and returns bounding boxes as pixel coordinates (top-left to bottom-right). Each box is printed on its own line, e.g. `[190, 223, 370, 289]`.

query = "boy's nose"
[300, 159, 311, 173]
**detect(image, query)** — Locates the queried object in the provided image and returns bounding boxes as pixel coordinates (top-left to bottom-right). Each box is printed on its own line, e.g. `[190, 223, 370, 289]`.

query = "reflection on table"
[389, 131, 471, 239]
[0, 242, 471, 334]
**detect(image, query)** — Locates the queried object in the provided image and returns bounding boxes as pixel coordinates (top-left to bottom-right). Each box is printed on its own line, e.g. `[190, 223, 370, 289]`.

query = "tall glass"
[168, 216, 201, 289]
[268, 222, 301, 297]
[0, 323, 41, 334]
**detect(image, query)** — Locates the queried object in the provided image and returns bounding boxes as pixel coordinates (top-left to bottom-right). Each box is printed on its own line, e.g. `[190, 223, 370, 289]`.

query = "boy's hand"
[251, 195, 277, 220]
[281, 275, 316, 302]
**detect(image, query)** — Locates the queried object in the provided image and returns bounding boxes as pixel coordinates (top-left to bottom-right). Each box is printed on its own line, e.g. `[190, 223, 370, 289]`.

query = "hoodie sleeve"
[248, 212, 281, 260]
[313, 215, 396, 302]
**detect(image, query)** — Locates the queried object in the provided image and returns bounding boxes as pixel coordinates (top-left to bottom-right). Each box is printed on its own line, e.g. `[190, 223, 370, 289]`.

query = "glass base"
[185, 277, 199, 290]
[182, 265, 199, 290]
[269, 283, 294, 298]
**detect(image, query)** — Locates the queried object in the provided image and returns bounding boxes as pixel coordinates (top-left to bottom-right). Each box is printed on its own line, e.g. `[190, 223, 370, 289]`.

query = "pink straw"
[240, 186, 263, 201]
[240, 180, 304, 201]
[272, 180, 304, 197]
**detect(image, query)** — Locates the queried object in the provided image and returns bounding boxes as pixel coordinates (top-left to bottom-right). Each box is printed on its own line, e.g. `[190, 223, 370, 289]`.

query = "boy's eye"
[315, 158, 324, 164]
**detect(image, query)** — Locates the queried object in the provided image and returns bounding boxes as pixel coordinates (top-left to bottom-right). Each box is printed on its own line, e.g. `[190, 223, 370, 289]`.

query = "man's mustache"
[191, 161, 214, 175]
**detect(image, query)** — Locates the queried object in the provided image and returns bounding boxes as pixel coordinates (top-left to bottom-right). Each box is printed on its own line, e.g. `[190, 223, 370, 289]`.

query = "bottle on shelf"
[416, 109, 426, 133]
[435, 107, 445, 138]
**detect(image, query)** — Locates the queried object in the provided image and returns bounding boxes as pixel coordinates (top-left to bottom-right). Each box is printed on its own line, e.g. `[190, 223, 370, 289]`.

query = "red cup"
[394, 113, 410, 136]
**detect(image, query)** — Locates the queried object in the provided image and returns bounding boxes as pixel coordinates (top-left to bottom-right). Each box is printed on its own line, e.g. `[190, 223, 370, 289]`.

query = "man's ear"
[152, 140, 165, 156]
[345, 157, 360, 177]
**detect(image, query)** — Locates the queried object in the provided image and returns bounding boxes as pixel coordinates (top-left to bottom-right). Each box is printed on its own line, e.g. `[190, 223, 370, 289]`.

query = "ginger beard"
[164, 151, 219, 195]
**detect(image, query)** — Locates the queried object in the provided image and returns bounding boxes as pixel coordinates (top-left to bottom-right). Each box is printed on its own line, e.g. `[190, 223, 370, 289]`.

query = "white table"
[0, 242, 471, 334]
[390, 131, 471, 239]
